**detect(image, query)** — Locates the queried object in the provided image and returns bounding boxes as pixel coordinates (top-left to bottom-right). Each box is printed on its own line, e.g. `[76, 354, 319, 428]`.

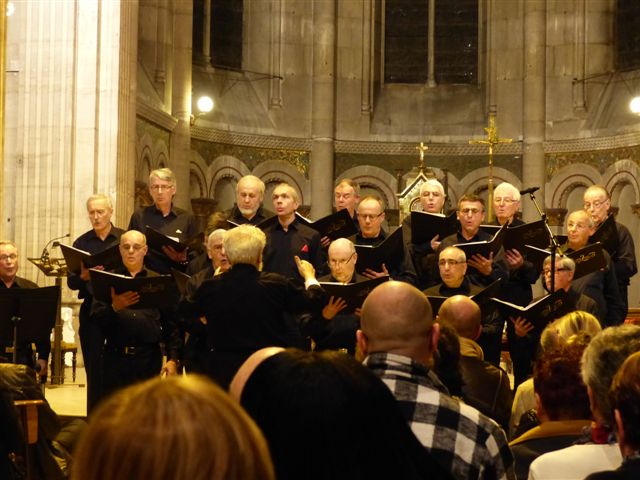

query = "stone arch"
[461, 167, 521, 197]
[136, 133, 154, 183]
[603, 159, 640, 204]
[189, 152, 208, 198]
[253, 160, 309, 205]
[546, 164, 600, 208]
[207, 155, 251, 199]
[153, 139, 170, 169]
[338, 166, 398, 210]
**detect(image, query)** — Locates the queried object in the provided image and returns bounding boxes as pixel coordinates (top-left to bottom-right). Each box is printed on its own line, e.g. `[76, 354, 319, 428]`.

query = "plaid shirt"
[365, 352, 515, 480]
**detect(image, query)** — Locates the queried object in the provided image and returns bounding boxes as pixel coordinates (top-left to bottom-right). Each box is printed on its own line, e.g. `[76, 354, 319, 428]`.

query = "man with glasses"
[128, 168, 197, 273]
[0, 241, 50, 379]
[424, 246, 483, 297]
[306, 238, 366, 354]
[562, 210, 624, 327]
[90, 230, 181, 403]
[355, 195, 417, 285]
[437, 194, 508, 364]
[583, 185, 637, 313]
[67, 194, 123, 412]
[491, 183, 540, 387]
[402, 178, 448, 289]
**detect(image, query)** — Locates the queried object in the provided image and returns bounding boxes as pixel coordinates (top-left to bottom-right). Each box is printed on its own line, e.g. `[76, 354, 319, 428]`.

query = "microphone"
[41, 233, 70, 262]
[519, 187, 540, 195]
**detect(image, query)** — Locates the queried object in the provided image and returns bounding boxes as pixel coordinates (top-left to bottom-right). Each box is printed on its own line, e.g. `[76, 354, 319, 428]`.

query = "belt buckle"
[124, 346, 137, 355]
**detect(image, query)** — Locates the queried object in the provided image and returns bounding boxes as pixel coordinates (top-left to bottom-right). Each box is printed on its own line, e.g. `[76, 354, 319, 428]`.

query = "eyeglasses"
[360, 213, 383, 222]
[121, 243, 145, 251]
[0, 254, 17, 261]
[328, 252, 355, 267]
[543, 267, 570, 275]
[494, 197, 516, 205]
[439, 259, 465, 267]
[150, 184, 174, 192]
[583, 200, 607, 209]
[459, 208, 482, 215]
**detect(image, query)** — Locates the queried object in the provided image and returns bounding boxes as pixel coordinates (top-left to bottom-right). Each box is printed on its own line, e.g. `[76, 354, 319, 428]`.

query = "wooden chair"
[13, 399, 45, 480]
[49, 341, 78, 383]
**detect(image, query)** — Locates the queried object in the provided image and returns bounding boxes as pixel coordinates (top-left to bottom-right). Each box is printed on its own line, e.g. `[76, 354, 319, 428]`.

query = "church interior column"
[522, 0, 546, 223]
[310, 0, 336, 218]
[170, 0, 193, 212]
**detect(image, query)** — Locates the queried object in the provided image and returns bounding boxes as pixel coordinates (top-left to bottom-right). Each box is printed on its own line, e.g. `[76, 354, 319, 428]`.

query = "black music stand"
[0, 286, 60, 373]
[28, 258, 67, 385]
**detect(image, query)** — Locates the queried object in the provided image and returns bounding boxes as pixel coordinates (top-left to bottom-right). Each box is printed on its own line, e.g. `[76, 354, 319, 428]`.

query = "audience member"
[433, 321, 463, 398]
[231, 347, 451, 480]
[509, 346, 591, 479]
[438, 295, 513, 430]
[358, 281, 514, 480]
[510, 310, 601, 437]
[586, 351, 640, 480]
[72, 375, 274, 480]
[528, 324, 640, 479]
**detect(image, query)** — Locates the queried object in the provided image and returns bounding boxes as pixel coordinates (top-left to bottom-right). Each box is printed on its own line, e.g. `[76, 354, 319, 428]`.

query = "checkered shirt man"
[365, 352, 514, 480]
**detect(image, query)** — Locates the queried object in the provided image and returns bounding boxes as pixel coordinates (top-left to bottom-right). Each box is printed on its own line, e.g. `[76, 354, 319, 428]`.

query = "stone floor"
[45, 366, 87, 418]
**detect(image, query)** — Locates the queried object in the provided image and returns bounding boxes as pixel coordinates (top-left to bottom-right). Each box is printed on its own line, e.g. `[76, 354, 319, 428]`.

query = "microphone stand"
[525, 191, 561, 294]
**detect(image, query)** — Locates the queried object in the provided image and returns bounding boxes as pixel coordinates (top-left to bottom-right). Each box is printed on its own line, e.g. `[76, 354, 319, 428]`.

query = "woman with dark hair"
[509, 345, 592, 479]
[232, 348, 452, 480]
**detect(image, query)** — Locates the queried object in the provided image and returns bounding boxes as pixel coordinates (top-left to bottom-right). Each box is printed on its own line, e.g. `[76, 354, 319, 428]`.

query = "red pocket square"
[301, 244, 309, 253]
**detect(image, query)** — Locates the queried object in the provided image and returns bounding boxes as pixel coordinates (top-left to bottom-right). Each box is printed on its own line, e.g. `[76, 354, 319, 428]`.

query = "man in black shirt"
[223, 174, 274, 226]
[320, 179, 362, 248]
[185, 224, 327, 388]
[355, 195, 417, 285]
[67, 194, 123, 412]
[0, 241, 48, 378]
[263, 182, 324, 283]
[128, 168, 197, 273]
[90, 230, 181, 404]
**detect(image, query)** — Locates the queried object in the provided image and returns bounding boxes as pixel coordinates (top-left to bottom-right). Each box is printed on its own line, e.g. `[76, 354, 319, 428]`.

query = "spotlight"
[630, 96, 640, 115]
[197, 96, 214, 114]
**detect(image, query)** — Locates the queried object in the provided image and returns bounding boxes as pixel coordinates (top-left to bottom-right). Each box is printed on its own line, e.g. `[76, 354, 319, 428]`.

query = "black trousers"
[78, 299, 105, 413]
[101, 344, 161, 405]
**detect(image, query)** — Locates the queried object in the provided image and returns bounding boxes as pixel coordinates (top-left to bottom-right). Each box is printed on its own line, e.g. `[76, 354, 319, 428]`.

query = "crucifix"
[469, 112, 512, 221]
[415, 142, 428, 173]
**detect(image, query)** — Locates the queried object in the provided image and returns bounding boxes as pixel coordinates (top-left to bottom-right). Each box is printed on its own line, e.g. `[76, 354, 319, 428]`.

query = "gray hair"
[237, 175, 265, 195]
[0, 240, 17, 249]
[439, 246, 466, 263]
[494, 182, 520, 202]
[543, 254, 576, 272]
[149, 168, 176, 185]
[568, 210, 595, 228]
[86, 194, 113, 210]
[223, 225, 266, 267]
[207, 229, 227, 247]
[419, 179, 445, 197]
[581, 324, 640, 425]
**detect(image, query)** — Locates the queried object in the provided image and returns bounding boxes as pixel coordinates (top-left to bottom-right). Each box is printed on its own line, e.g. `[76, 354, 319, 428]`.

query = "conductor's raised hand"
[295, 255, 316, 281]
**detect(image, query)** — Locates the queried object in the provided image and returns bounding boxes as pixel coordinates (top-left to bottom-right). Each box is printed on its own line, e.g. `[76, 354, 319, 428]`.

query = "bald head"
[358, 281, 437, 362]
[438, 295, 481, 340]
[229, 347, 285, 401]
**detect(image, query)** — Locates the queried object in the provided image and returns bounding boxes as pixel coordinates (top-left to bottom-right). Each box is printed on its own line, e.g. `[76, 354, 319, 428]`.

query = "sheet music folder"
[355, 227, 404, 274]
[59, 243, 122, 275]
[0, 286, 60, 345]
[319, 276, 389, 314]
[89, 269, 176, 309]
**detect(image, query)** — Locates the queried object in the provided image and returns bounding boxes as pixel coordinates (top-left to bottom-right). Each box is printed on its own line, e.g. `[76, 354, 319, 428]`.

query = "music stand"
[28, 258, 67, 385]
[0, 286, 60, 370]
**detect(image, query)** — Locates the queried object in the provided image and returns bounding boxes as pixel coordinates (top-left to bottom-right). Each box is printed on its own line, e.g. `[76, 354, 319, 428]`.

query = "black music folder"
[59, 243, 122, 275]
[89, 269, 176, 309]
[453, 224, 506, 259]
[296, 209, 358, 241]
[426, 279, 501, 319]
[491, 290, 568, 331]
[481, 220, 550, 251]
[355, 227, 404, 274]
[145, 226, 204, 255]
[589, 214, 618, 255]
[525, 243, 606, 280]
[319, 276, 388, 314]
[0, 286, 59, 346]
[410, 210, 458, 245]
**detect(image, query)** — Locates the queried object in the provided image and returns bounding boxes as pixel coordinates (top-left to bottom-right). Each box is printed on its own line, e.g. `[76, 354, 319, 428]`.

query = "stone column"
[115, 0, 139, 227]
[201, 0, 212, 65]
[522, 0, 546, 223]
[310, 0, 336, 219]
[427, 0, 436, 87]
[170, 0, 193, 211]
[0, 0, 6, 233]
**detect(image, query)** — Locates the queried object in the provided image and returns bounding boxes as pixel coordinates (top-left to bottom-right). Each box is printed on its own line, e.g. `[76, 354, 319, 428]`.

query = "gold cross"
[416, 142, 428, 172]
[469, 113, 512, 221]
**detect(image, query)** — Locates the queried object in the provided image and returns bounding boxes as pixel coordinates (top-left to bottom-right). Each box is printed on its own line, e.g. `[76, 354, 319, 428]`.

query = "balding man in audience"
[438, 295, 513, 430]
[529, 324, 640, 479]
[357, 281, 514, 480]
